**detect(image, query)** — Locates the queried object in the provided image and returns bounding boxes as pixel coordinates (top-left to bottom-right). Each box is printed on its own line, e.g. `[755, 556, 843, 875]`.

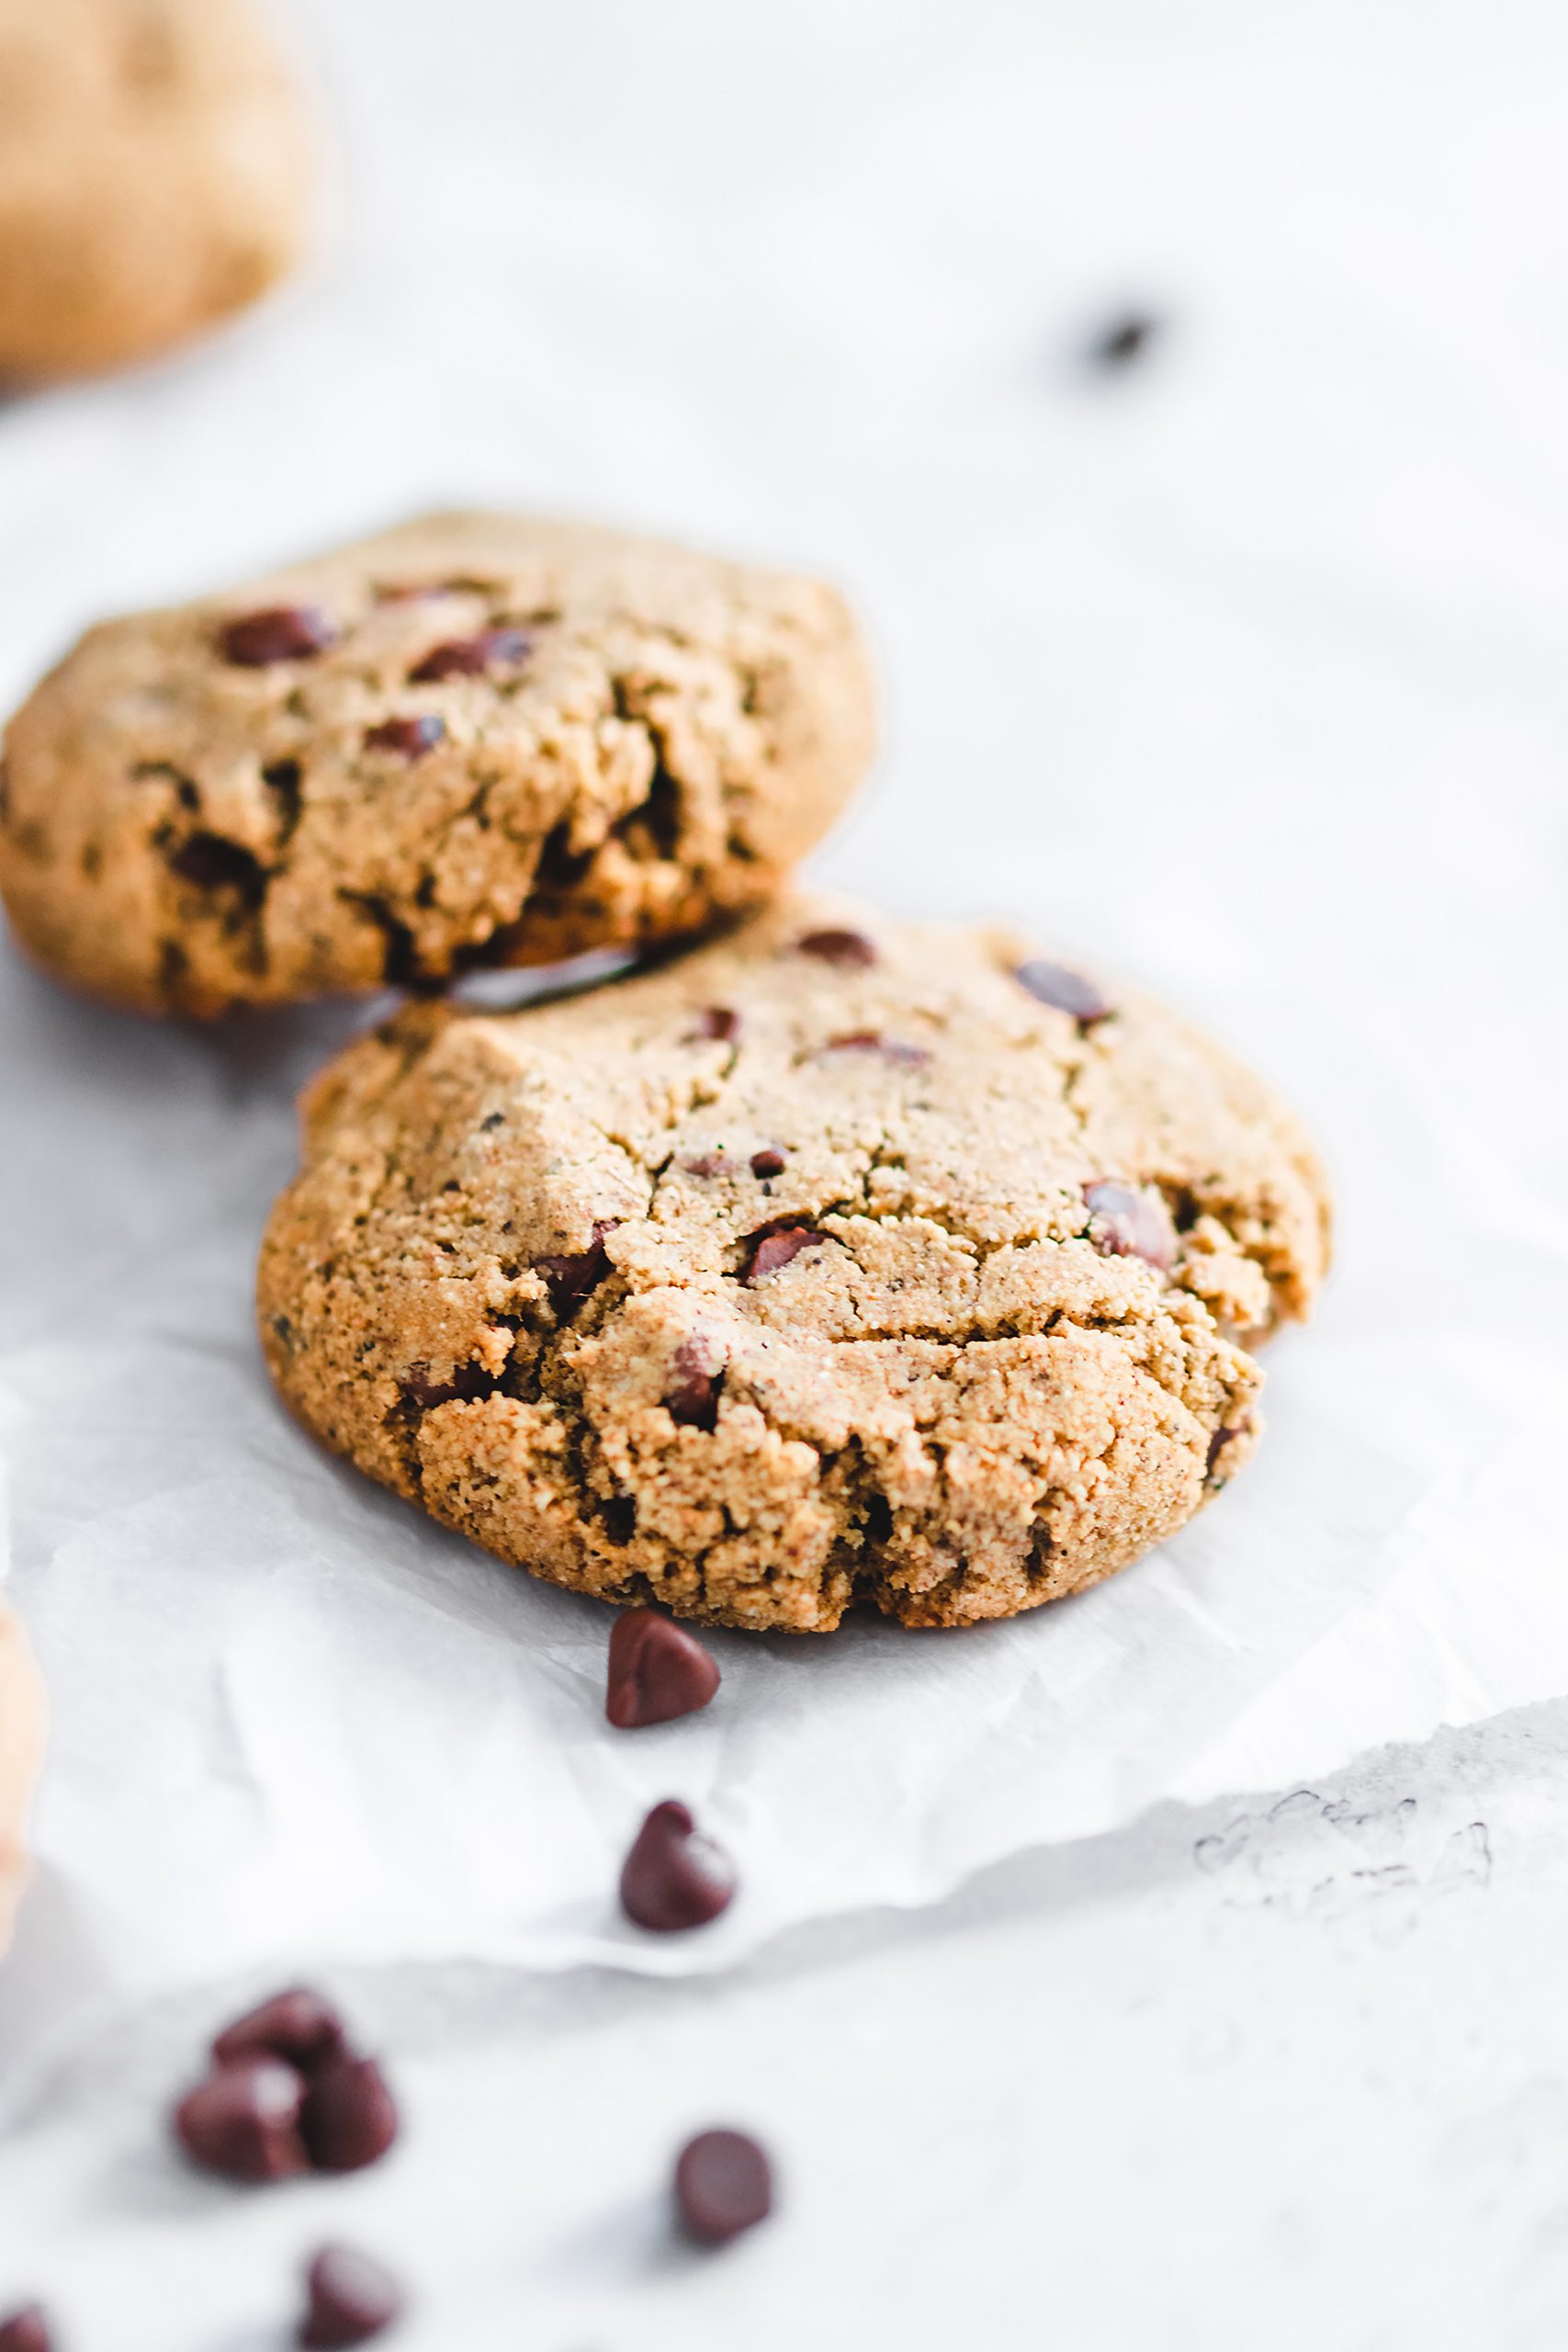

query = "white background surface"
[4, 1, 1568, 2344]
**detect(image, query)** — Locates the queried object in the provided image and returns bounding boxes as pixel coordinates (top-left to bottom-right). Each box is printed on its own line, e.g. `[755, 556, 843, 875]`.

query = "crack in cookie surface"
[257, 894, 1332, 1632]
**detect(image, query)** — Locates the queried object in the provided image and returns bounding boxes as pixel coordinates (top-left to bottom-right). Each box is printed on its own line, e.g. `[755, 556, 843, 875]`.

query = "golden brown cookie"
[0, 1600, 45, 1951]
[257, 896, 1331, 1633]
[0, 0, 315, 383]
[0, 513, 876, 1017]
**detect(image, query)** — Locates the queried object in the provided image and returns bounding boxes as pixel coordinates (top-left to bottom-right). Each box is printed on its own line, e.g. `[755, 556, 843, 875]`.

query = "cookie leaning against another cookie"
[0, 0, 315, 383]
[257, 896, 1331, 1633]
[0, 514, 876, 1017]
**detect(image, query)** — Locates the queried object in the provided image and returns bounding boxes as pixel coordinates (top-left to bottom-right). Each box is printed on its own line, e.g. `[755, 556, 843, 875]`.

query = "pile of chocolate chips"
[1, 1611, 779, 2346]
[175, 1986, 398, 2184]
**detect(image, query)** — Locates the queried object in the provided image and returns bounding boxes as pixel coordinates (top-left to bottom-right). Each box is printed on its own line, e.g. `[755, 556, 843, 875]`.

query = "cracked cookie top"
[0, 0, 315, 383]
[0, 512, 875, 1015]
[257, 895, 1332, 1632]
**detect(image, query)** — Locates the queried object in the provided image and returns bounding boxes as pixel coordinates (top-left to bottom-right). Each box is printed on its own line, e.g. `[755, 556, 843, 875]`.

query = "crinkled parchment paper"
[4, 939, 1564, 2032]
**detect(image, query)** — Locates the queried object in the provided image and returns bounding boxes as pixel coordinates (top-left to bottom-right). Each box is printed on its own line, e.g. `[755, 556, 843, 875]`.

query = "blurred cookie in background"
[0, 1600, 44, 1954]
[0, 0, 317, 385]
[0, 511, 876, 1017]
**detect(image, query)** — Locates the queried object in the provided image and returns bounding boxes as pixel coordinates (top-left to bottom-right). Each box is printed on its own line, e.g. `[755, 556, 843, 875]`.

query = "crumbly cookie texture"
[0, 0, 314, 383]
[0, 514, 876, 1016]
[0, 1600, 45, 1951]
[258, 896, 1331, 1633]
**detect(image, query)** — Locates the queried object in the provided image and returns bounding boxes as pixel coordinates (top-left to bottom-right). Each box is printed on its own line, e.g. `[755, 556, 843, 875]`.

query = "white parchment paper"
[4, 934, 1564, 2022]
[3, 0, 1567, 2064]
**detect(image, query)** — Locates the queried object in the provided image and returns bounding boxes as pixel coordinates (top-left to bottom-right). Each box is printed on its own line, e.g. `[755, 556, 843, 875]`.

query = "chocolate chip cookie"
[0, 0, 315, 383]
[0, 514, 875, 1016]
[257, 896, 1330, 1632]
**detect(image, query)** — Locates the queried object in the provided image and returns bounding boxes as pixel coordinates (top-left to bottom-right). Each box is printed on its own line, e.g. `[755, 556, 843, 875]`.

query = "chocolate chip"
[663, 1336, 723, 1431]
[1084, 1181, 1178, 1272]
[619, 1799, 735, 1931]
[606, 1611, 721, 1729]
[212, 1987, 346, 2075]
[1089, 310, 1161, 370]
[407, 627, 531, 684]
[299, 2054, 400, 2175]
[533, 1219, 619, 1315]
[1206, 1427, 1239, 1480]
[262, 758, 303, 820]
[219, 606, 337, 666]
[598, 1493, 637, 1546]
[299, 2246, 403, 2348]
[738, 1223, 823, 1284]
[401, 1362, 498, 1409]
[692, 1005, 742, 1043]
[0, 2307, 52, 2352]
[363, 715, 446, 760]
[174, 2056, 310, 2183]
[795, 927, 877, 967]
[682, 1153, 738, 1180]
[1014, 959, 1111, 1025]
[479, 1110, 506, 1131]
[750, 1147, 786, 1179]
[825, 1030, 929, 1067]
[674, 2129, 773, 2245]
[168, 832, 267, 908]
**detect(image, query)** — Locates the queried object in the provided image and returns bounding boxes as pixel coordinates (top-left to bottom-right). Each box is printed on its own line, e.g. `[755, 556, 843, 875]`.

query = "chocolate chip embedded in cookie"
[0, 0, 317, 384]
[255, 893, 1332, 1632]
[0, 513, 875, 1017]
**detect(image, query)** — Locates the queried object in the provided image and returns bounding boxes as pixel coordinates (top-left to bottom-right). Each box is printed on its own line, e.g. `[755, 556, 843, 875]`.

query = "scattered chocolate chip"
[299, 2054, 400, 2175]
[795, 927, 877, 967]
[663, 1336, 724, 1432]
[1084, 1181, 1178, 1272]
[739, 1223, 823, 1284]
[825, 1030, 930, 1067]
[674, 2129, 773, 2245]
[174, 2056, 310, 2183]
[1014, 959, 1111, 1025]
[0, 2307, 52, 2352]
[168, 831, 268, 908]
[299, 2245, 403, 2349]
[213, 1987, 345, 2075]
[533, 1219, 619, 1315]
[407, 627, 531, 684]
[750, 1147, 786, 1179]
[363, 715, 446, 760]
[219, 606, 337, 666]
[1206, 1427, 1239, 1480]
[479, 1110, 506, 1131]
[401, 1362, 498, 1409]
[606, 1611, 721, 1729]
[691, 1005, 742, 1044]
[1088, 309, 1161, 370]
[682, 1153, 738, 1180]
[620, 1799, 735, 1931]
